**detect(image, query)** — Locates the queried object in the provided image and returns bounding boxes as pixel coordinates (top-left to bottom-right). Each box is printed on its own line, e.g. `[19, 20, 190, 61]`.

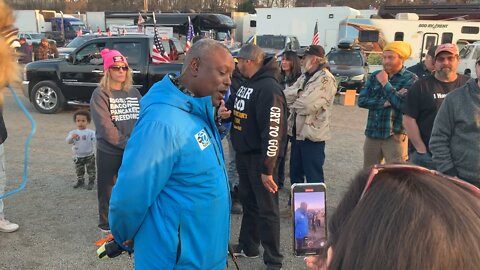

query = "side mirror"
[68, 54, 74, 63]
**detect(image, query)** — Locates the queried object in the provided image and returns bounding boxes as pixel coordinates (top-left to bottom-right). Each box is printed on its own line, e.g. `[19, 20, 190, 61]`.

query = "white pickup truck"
[458, 42, 480, 78]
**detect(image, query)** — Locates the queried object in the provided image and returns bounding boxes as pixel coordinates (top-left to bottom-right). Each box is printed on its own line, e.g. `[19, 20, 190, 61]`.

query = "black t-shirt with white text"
[403, 74, 469, 151]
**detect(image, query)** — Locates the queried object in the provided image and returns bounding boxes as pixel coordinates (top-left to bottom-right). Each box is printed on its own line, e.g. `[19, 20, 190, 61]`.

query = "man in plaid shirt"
[358, 41, 418, 168]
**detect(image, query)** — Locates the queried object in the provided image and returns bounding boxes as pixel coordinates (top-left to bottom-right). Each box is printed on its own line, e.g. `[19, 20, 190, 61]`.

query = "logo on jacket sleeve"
[195, 129, 211, 151]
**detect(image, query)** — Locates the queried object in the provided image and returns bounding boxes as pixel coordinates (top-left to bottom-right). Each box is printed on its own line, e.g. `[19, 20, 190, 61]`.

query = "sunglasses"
[360, 164, 480, 200]
[110, 66, 128, 71]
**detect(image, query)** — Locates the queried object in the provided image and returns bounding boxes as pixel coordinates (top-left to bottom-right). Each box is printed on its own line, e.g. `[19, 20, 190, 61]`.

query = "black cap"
[304, 45, 325, 58]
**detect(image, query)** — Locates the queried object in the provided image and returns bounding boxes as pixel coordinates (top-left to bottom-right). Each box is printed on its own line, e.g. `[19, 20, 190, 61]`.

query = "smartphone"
[291, 183, 327, 256]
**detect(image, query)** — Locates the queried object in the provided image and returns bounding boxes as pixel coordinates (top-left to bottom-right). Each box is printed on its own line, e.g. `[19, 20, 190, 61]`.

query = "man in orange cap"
[358, 41, 418, 168]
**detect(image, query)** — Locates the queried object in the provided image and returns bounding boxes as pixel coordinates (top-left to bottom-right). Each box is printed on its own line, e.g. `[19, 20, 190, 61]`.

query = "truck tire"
[30, 81, 66, 114]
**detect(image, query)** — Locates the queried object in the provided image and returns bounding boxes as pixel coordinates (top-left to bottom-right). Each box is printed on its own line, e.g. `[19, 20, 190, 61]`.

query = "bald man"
[109, 39, 235, 269]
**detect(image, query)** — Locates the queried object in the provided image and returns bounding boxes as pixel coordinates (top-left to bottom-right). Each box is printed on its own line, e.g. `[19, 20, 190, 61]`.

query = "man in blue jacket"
[295, 202, 309, 250]
[108, 39, 234, 269]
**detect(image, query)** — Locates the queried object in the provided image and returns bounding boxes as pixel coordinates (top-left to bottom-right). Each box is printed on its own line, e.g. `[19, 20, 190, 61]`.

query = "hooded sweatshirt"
[109, 76, 230, 270]
[430, 78, 480, 186]
[230, 57, 287, 175]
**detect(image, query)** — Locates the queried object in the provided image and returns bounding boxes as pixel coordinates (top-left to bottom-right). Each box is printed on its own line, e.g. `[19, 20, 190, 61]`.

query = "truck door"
[421, 33, 439, 61]
[60, 41, 106, 103]
[111, 40, 147, 94]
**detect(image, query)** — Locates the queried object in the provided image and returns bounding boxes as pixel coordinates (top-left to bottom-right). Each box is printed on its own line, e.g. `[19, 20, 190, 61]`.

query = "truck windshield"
[66, 36, 90, 48]
[327, 51, 363, 66]
[255, 36, 286, 50]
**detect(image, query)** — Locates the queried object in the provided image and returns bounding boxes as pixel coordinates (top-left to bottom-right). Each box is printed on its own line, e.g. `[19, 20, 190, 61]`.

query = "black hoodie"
[229, 57, 287, 175]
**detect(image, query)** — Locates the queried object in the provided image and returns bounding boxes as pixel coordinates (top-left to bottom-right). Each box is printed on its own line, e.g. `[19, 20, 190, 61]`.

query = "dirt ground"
[0, 87, 367, 270]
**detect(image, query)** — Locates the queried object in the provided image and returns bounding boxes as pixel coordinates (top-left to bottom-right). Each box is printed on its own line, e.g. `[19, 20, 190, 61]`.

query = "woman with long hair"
[306, 165, 480, 270]
[90, 49, 142, 233]
[278, 50, 301, 194]
[280, 50, 302, 88]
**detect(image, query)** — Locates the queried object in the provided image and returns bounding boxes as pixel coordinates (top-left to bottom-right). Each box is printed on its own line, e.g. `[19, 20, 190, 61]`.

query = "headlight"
[350, 74, 365, 81]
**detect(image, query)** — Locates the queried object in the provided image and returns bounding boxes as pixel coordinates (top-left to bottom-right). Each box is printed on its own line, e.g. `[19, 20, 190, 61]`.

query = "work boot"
[233, 244, 259, 258]
[86, 182, 94, 190]
[0, 218, 19, 233]
[230, 188, 243, 215]
[73, 181, 84, 189]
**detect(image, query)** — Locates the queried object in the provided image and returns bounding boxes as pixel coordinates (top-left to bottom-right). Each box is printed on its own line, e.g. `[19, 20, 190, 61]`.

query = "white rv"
[458, 41, 480, 78]
[13, 10, 46, 33]
[231, 12, 256, 44]
[338, 13, 480, 67]
[255, 6, 360, 50]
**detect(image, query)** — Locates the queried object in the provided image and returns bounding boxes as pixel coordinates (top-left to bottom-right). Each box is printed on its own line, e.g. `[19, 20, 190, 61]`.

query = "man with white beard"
[283, 45, 337, 187]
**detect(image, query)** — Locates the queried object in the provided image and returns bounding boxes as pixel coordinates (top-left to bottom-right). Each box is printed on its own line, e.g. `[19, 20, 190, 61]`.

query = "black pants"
[236, 153, 283, 269]
[96, 149, 123, 230]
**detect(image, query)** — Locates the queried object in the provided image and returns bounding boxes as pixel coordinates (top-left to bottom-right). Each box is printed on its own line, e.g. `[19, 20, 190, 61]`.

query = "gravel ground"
[0, 88, 367, 270]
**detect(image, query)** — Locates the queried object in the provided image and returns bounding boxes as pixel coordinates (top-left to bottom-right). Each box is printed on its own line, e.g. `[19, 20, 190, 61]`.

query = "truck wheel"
[30, 81, 66, 114]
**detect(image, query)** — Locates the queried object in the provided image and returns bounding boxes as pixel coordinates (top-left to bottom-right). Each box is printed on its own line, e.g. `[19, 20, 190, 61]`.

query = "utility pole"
[144, 0, 148, 11]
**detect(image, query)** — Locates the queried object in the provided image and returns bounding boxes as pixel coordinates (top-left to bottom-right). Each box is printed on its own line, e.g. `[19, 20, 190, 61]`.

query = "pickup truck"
[22, 35, 183, 114]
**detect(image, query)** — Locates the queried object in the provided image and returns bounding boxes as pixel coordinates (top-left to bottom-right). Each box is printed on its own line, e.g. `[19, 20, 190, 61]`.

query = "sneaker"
[279, 207, 292, 218]
[98, 224, 111, 233]
[0, 218, 19, 233]
[100, 229, 112, 235]
[86, 182, 94, 190]
[73, 181, 84, 189]
[233, 244, 259, 258]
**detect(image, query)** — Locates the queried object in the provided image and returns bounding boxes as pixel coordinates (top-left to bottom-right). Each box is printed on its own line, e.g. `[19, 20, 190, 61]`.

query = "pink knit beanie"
[101, 49, 128, 71]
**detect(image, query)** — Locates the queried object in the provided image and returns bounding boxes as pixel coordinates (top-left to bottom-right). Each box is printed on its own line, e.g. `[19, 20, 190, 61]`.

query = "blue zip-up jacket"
[109, 76, 230, 269]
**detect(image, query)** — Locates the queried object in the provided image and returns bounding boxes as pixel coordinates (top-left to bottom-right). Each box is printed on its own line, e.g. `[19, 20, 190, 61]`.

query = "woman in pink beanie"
[89, 48, 142, 233]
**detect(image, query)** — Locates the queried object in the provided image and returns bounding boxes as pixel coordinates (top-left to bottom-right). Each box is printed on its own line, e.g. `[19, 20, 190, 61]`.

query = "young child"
[66, 111, 96, 190]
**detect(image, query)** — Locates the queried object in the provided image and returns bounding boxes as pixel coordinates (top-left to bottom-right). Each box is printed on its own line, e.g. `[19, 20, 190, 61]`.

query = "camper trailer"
[339, 13, 480, 67]
[458, 41, 480, 78]
[231, 12, 256, 44]
[255, 6, 361, 50]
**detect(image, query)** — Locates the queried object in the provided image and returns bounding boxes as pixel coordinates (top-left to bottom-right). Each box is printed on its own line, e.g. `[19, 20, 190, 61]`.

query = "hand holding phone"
[292, 183, 327, 256]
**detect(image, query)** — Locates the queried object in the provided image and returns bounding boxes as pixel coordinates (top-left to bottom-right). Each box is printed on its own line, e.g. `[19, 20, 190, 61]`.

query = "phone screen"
[291, 183, 327, 256]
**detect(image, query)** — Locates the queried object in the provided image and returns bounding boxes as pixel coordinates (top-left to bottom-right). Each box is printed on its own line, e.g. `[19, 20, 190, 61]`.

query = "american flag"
[312, 21, 319, 45]
[152, 26, 170, 63]
[185, 16, 194, 53]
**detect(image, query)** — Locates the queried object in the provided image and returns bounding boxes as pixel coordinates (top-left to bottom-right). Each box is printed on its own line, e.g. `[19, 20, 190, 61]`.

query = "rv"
[13, 10, 47, 33]
[255, 6, 361, 50]
[338, 13, 480, 67]
[143, 13, 236, 43]
[231, 12, 256, 44]
[458, 41, 480, 78]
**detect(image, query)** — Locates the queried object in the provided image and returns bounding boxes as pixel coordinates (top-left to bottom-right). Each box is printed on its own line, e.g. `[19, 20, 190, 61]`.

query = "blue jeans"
[290, 139, 325, 184]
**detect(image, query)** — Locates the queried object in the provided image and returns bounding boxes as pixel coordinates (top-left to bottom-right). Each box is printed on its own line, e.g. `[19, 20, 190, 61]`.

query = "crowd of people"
[1, 0, 480, 268]
[15, 37, 59, 64]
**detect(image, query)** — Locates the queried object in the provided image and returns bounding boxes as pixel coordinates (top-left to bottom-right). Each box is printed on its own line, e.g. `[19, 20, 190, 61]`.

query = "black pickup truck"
[22, 35, 183, 114]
